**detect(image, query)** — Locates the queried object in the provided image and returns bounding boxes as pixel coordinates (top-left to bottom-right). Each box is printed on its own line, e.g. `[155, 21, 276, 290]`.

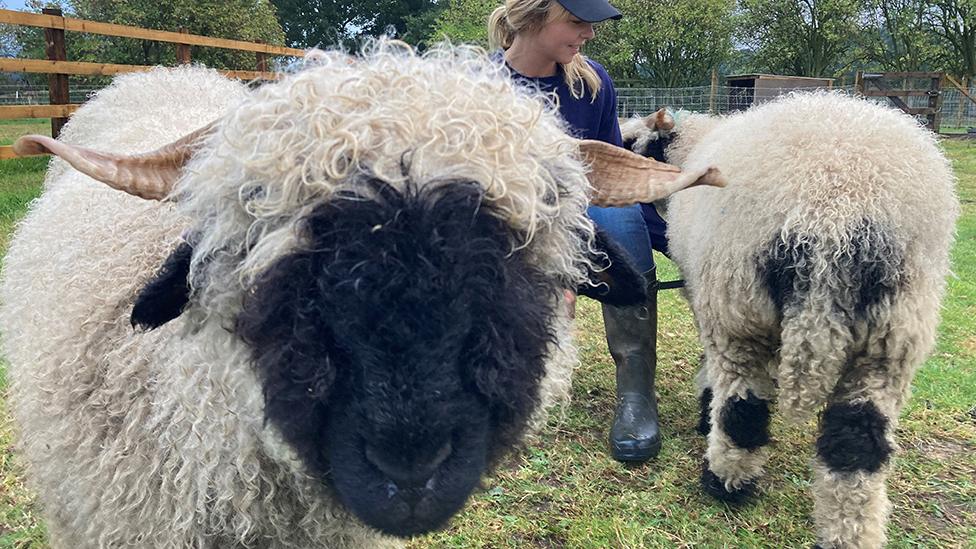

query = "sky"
[5, 1, 31, 11]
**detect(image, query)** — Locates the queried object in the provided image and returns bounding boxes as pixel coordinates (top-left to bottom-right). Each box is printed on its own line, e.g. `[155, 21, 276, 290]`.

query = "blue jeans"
[641, 203, 669, 257]
[587, 204, 655, 273]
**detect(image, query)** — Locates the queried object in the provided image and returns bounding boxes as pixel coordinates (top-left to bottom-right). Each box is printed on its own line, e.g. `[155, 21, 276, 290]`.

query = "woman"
[489, 0, 663, 462]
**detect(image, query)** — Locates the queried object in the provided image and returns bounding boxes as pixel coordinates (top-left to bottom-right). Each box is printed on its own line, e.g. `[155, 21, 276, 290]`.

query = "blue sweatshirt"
[498, 54, 623, 147]
[497, 52, 670, 255]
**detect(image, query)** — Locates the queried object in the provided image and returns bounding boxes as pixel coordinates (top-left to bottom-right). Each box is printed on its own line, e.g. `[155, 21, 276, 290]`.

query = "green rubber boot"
[604, 267, 661, 462]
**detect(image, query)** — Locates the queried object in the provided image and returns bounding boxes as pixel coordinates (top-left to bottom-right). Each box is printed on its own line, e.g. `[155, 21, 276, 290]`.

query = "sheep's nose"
[365, 441, 453, 488]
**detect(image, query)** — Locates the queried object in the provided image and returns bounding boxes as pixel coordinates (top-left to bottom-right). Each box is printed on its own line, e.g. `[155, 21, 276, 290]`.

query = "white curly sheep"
[624, 92, 959, 549]
[0, 42, 718, 548]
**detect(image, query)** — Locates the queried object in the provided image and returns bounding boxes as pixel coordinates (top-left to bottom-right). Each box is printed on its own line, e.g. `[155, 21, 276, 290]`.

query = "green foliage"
[269, 0, 442, 49]
[927, 0, 976, 79]
[587, 0, 735, 86]
[428, 0, 497, 48]
[860, 0, 944, 72]
[738, 0, 862, 77]
[16, 0, 285, 71]
[428, 0, 734, 86]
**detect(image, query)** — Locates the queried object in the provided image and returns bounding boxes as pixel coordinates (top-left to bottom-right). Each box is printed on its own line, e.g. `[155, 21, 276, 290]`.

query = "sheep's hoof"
[700, 460, 754, 504]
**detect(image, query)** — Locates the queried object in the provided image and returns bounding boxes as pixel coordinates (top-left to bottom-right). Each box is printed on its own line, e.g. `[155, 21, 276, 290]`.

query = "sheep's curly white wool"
[183, 43, 595, 315]
[667, 93, 957, 421]
[0, 43, 590, 548]
[657, 92, 958, 549]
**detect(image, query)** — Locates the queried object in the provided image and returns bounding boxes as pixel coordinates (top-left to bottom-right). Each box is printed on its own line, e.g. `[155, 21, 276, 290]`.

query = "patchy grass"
[0, 133, 973, 548]
[0, 119, 51, 146]
[0, 119, 48, 256]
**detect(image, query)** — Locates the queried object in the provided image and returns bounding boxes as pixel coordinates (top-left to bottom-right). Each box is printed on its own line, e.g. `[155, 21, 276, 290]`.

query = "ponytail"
[488, 6, 515, 50]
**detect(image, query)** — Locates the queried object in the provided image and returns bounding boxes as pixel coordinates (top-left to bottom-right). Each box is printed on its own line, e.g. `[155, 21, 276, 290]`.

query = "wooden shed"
[726, 74, 834, 111]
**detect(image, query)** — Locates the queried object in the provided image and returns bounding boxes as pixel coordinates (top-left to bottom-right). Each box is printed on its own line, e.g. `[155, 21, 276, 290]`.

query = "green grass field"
[1, 119, 973, 548]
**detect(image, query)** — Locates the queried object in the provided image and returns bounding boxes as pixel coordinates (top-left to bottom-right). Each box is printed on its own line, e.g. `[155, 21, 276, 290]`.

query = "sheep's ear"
[131, 241, 194, 330]
[577, 227, 646, 306]
[650, 108, 674, 131]
[579, 139, 726, 207]
[13, 121, 218, 201]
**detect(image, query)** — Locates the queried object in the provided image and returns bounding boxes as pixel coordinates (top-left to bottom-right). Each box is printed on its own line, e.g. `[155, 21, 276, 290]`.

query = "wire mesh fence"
[0, 83, 102, 105]
[616, 85, 976, 132]
[1, 80, 975, 132]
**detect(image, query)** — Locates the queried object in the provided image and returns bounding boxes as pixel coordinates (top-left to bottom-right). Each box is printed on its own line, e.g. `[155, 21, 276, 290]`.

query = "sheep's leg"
[694, 358, 712, 436]
[811, 374, 902, 549]
[699, 339, 776, 504]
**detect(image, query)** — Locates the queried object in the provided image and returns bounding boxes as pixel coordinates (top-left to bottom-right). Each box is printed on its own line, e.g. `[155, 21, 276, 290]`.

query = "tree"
[860, 0, 944, 72]
[738, 0, 862, 77]
[429, 0, 734, 86]
[0, 0, 29, 85]
[0, 0, 19, 58]
[587, 0, 735, 86]
[927, 0, 976, 79]
[270, 0, 442, 49]
[16, 0, 285, 70]
[428, 0, 496, 48]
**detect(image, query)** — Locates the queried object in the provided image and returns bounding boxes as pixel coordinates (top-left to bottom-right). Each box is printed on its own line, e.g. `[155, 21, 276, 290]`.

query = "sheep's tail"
[760, 220, 905, 422]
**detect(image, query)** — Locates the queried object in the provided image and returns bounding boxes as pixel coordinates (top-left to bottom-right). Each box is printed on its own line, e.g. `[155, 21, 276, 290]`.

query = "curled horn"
[653, 108, 675, 131]
[641, 107, 675, 132]
[13, 121, 218, 200]
[579, 139, 726, 207]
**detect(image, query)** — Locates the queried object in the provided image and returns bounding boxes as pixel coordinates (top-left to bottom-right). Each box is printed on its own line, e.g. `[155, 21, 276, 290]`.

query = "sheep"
[621, 92, 959, 549]
[0, 41, 721, 548]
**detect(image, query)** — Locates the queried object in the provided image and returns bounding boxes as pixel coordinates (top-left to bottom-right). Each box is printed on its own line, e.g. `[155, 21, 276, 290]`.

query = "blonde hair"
[488, 0, 602, 101]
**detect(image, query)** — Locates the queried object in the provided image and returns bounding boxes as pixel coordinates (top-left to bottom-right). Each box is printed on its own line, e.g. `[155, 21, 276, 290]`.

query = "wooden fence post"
[176, 28, 191, 64]
[42, 7, 69, 138]
[854, 71, 863, 95]
[955, 76, 969, 128]
[255, 40, 267, 74]
[708, 67, 718, 114]
[934, 75, 976, 131]
[930, 74, 943, 133]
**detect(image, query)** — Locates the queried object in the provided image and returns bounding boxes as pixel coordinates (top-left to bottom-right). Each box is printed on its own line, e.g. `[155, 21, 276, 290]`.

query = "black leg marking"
[697, 388, 713, 436]
[816, 401, 892, 473]
[700, 459, 755, 505]
[719, 390, 770, 450]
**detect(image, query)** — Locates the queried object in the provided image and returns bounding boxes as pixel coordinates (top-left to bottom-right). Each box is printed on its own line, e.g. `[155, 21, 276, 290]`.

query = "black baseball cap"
[556, 0, 622, 22]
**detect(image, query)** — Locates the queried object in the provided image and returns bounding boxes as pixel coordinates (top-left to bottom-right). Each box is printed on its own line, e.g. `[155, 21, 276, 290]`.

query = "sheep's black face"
[236, 178, 560, 537]
[623, 130, 672, 162]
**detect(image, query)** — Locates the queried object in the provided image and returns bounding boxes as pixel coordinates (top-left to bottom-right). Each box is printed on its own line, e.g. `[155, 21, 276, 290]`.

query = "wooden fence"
[855, 71, 946, 132]
[0, 8, 306, 159]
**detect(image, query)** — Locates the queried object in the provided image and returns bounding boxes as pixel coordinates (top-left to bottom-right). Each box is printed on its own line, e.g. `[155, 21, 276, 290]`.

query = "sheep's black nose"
[365, 441, 453, 488]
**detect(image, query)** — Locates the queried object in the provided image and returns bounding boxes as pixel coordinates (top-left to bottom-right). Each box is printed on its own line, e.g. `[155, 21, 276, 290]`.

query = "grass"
[0, 123, 973, 548]
[0, 119, 49, 548]
[0, 119, 49, 256]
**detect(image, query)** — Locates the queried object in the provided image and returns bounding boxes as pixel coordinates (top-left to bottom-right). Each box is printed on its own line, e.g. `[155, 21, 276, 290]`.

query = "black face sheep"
[622, 93, 959, 549]
[0, 43, 722, 547]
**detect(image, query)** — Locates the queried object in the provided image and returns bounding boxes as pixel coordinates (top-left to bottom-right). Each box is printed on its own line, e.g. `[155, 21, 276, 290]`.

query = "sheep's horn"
[640, 108, 674, 132]
[653, 108, 675, 131]
[579, 139, 726, 207]
[13, 122, 218, 200]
